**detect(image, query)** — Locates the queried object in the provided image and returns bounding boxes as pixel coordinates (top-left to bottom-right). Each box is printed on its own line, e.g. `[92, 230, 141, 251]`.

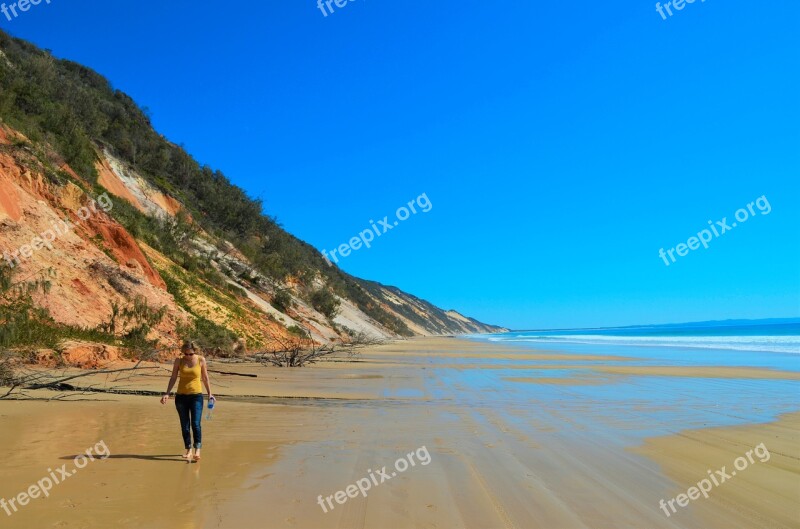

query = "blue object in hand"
[207, 397, 215, 420]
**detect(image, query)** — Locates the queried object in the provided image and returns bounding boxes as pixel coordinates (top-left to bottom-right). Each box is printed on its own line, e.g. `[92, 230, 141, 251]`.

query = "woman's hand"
[209, 395, 216, 402]
[160, 394, 169, 405]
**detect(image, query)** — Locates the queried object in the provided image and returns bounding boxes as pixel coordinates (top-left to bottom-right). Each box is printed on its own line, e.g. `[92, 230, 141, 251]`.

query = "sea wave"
[483, 334, 800, 354]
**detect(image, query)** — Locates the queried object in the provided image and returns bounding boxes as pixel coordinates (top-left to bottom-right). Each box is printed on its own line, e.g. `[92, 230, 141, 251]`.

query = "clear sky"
[2, 0, 798, 330]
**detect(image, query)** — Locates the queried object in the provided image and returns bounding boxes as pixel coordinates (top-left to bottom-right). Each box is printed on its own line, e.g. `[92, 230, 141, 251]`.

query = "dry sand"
[0, 337, 797, 529]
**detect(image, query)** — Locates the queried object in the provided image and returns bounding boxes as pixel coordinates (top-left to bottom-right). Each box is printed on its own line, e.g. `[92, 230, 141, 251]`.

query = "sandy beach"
[1, 3, 797, 528]
[0, 337, 798, 529]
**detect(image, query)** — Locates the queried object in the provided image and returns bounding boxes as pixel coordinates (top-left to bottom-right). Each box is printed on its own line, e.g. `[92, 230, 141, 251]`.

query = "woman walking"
[161, 341, 215, 462]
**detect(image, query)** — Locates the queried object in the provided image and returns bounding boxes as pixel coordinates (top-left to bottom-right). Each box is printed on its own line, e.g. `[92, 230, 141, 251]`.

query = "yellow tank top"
[177, 357, 203, 395]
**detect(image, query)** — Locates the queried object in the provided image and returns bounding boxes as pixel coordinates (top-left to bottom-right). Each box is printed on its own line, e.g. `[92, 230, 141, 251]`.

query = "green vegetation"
[286, 325, 307, 337]
[309, 288, 341, 320]
[159, 264, 260, 355]
[178, 317, 239, 355]
[0, 29, 414, 338]
[359, 280, 450, 334]
[159, 264, 245, 319]
[0, 266, 57, 348]
[271, 289, 293, 314]
[96, 296, 167, 349]
[0, 266, 164, 352]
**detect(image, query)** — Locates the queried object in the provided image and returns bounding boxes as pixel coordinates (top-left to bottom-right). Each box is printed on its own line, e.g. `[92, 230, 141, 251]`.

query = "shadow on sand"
[60, 454, 187, 462]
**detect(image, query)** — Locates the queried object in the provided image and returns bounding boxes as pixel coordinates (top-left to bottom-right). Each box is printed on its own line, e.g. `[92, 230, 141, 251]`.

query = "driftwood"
[258, 333, 335, 368]
[208, 369, 257, 378]
[0, 328, 388, 400]
[0, 347, 167, 400]
[257, 329, 386, 368]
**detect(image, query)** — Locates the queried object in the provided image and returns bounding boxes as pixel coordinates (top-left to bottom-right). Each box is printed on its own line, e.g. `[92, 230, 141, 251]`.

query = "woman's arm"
[160, 359, 180, 404]
[201, 357, 215, 401]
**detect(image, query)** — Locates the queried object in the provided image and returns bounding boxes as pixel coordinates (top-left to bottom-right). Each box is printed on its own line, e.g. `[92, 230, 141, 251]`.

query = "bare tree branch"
[0, 346, 170, 399]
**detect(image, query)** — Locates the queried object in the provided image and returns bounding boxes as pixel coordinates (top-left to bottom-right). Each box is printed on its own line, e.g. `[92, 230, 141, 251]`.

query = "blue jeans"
[175, 394, 203, 449]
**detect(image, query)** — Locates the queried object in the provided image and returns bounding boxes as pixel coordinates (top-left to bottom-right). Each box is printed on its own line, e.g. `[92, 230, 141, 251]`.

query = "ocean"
[463, 320, 800, 437]
[469, 320, 800, 370]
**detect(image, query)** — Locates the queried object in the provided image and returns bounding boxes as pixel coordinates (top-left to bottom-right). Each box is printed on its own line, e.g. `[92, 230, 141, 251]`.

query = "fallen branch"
[25, 366, 162, 390]
[0, 346, 170, 400]
[260, 329, 335, 367]
[208, 369, 257, 378]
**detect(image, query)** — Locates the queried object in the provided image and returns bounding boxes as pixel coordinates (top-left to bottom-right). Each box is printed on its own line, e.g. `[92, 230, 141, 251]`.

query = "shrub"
[180, 317, 238, 356]
[272, 290, 293, 313]
[309, 289, 340, 319]
[287, 325, 307, 337]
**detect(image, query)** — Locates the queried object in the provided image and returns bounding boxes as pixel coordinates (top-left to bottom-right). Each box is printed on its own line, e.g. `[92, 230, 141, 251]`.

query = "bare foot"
[182, 449, 193, 460]
[193, 449, 201, 462]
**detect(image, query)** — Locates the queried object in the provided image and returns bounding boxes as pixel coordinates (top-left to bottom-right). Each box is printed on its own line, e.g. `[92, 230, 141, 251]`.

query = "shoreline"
[10, 335, 800, 401]
[0, 336, 797, 528]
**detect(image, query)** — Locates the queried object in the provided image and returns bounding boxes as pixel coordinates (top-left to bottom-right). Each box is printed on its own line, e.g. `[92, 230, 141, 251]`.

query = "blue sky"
[2, 0, 798, 329]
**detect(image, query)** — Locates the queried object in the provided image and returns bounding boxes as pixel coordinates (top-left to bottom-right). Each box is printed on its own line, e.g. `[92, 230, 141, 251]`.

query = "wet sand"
[637, 412, 800, 529]
[0, 337, 797, 528]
